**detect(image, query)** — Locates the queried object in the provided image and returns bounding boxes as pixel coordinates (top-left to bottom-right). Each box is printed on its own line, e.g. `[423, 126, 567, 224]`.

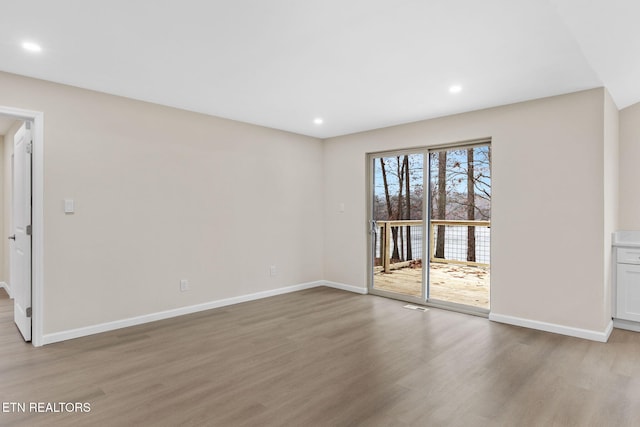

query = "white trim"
[489, 313, 614, 343]
[613, 318, 640, 333]
[0, 106, 44, 347]
[322, 280, 368, 294]
[42, 281, 323, 345]
[0, 282, 11, 298]
[604, 319, 615, 341]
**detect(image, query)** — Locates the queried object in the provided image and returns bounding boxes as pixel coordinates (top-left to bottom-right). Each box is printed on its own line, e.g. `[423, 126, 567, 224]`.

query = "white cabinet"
[616, 262, 640, 322]
[613, 232, 640, 330]
[617, 247, 640, 264]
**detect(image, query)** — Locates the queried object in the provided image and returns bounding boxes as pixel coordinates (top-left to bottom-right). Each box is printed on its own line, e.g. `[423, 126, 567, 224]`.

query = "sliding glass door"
[368, 142, 491, 313]
[368, 151, 426, 303]
[428, 145, 491, 312]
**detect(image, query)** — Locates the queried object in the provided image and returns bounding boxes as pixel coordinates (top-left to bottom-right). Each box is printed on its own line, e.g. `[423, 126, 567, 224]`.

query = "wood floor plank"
[1, 287, 640, 426]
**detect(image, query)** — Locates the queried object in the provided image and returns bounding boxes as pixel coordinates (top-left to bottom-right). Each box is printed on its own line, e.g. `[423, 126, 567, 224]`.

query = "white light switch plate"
[64, 199, 74, 213]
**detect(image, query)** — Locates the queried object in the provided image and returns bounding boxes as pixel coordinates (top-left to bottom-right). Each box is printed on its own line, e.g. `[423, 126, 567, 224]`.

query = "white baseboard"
[489, 313, 613, 343]
[42, 280, 324, 345]
[603, 319, 614, 341]
[613, 318, 640, 333]
[38, 281, 617, 345]
[322, 281, 368, 295]
[0, 282, 11, 299]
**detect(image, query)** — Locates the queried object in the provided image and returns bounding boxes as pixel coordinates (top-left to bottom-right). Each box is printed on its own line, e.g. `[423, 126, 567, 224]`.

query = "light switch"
[339, 202, 345, 213]
[64, 199, 74, 214]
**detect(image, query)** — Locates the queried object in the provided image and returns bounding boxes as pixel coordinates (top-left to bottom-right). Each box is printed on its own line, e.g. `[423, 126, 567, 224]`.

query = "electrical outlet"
[180, 279, 189, 292]
[269, 265, 277, 276]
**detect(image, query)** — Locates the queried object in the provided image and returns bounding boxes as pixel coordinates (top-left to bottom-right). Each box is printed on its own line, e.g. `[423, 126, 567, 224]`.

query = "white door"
[11, 122, 32, 341]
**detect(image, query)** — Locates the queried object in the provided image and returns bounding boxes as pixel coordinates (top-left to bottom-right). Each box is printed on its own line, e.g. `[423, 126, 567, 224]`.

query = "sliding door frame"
[425, 140, 492, 316]
[366, 148, 428, 304]
[366, 138, 491, 315]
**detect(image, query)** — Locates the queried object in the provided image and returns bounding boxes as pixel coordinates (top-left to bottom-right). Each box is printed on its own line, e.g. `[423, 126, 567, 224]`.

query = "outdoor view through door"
[371, 153, 426, 302]
[370, 143, 491, 311]
[429, 145, 491, 310]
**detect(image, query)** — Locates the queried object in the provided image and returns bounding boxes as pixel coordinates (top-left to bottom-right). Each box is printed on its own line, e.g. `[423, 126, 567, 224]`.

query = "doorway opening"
[0, 116, 18, 303]
[0, 106, 44, 346]
[367, 141, 491, 314]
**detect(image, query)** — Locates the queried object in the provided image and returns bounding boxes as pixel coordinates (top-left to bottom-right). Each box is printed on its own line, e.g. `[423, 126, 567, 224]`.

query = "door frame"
[426, 141, 491, 316]
[0, 105, 44, 347]
[366, 139, 492, 314]
[366, 148, 428, 304]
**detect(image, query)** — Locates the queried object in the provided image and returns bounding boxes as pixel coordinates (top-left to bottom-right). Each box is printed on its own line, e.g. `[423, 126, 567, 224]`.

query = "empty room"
[1, 1, 640, 425]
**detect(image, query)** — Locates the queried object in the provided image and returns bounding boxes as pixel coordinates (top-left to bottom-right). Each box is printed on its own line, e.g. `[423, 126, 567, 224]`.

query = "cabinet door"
[617, 264, 640, 322]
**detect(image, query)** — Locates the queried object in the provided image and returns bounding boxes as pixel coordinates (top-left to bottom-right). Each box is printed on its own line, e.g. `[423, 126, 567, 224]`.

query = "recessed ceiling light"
[449, 85, 462, 94]
[22, 41, 42, 53]
[314, 118, 323, 125]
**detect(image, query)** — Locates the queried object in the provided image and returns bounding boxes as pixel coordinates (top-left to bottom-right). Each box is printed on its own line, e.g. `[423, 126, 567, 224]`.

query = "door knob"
[8, 235, 15, 240]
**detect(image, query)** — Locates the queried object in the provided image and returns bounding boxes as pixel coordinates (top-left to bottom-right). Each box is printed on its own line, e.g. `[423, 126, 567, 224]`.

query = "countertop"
[613, 230, 640, 248]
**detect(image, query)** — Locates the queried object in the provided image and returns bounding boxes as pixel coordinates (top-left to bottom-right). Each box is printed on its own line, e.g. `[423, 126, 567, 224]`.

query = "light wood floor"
[374, 263, 490, 309]
[1, 287, 640, 426]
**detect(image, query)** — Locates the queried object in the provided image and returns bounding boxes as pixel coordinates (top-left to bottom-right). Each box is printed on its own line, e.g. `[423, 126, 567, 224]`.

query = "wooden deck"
[373, 262, 490, 309]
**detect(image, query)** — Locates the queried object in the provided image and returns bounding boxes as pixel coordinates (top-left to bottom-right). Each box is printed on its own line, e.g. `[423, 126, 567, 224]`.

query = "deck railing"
[375, 220, 490, 273]
[375, 220, 422, 273]
[430, 220, 490, 268]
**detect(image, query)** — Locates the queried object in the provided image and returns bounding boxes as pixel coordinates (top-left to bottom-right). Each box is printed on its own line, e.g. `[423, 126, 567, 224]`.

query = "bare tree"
[404, 155, 412, 260]
[441, 146, 491, 221]
[435, 151, 447, 259]
[396, 156, 404, 261]
[380, 158, 393, 219]
[472, 146, 491, 220]
[467, 148, 476, 262]
[376, 154, 426, 264]
[379, 157, 401, 261]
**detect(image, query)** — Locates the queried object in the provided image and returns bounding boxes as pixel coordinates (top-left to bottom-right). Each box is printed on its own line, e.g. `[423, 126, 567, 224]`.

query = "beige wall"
[0, 71, 324, 334]
[0, 69, 620, 340]
[619, 102, 640, 229]
[324, 88, 611, 333]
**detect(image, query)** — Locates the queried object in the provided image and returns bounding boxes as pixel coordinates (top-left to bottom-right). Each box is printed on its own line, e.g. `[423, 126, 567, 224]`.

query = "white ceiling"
[0, 0, 637, 138]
